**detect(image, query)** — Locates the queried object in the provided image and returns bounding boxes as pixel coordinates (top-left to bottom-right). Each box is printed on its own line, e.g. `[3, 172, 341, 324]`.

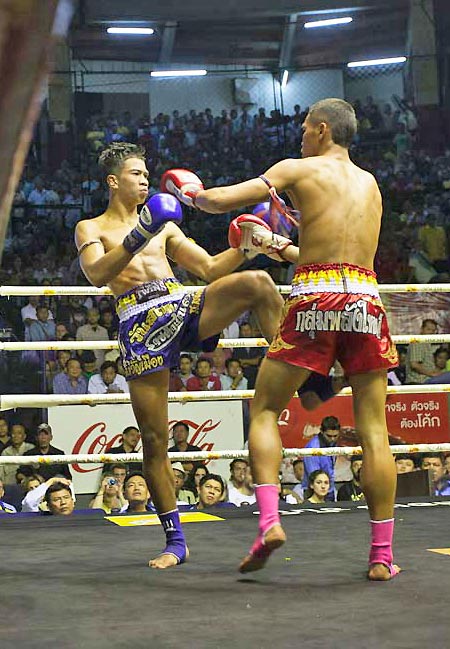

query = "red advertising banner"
[278, 393, 450, 449]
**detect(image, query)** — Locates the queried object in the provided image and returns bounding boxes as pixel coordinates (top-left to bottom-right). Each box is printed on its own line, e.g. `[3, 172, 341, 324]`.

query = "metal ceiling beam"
[158, 21, 177, 63]
[279, 13, 298, 69]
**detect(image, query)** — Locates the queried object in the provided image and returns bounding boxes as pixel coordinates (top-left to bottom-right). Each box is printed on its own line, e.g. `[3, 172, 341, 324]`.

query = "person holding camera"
[90, 474, 127, 513]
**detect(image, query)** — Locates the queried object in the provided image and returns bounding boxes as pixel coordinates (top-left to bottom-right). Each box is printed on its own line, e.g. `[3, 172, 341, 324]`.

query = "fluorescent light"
[150, 70, 207, 78]
[107, 27, 154, 35]
[304, 17, 352, 29]
[281, 70, 289, 89]
[347, 56, 406, 68]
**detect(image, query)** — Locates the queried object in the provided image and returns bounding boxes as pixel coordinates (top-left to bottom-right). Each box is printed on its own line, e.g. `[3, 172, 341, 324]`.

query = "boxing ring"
[1, 283, 450, 649]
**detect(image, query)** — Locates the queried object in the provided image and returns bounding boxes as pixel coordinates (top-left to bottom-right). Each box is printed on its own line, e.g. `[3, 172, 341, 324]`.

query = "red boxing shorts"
[267, 263, 398, 376]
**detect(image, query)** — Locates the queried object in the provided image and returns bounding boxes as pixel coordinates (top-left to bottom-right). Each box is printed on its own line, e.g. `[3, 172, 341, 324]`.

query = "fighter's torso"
[87, 212, 177, 297]
[287, 157, 382, 270]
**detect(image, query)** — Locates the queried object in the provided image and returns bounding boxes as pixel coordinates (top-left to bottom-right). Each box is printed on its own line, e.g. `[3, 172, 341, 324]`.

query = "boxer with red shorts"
[184, 98, 401, 581]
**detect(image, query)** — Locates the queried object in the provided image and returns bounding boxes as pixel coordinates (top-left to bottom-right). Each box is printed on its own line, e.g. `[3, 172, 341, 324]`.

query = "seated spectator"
[120, 472, 153, 513]
[395, 453, 417, 474]
[388, 346, 407, 385]
[186, 358, 221, 392]
[445, 454, 450, 475]
[0, 416, 10, 454]
[292, 459, 305, 500]
[227, 459, 256, 507]
[196, 474, 229, 509]
[44, 480, 75, 515]
[0, 478, 17, 513]
[420, 452, 450, 496]
[99, 307, 117, 339]
[21, 474, 58, 512]
[424, 347, 450, 384]
[337, 456, 365, 502]
[302, 416, 340, 501]
[53, 357, 88, 394]
[178, 353, 195, 388]
[90, 474, 126, 513]
[304, 470, 332, 504]
[406, 319, 439, 384]
[168, 421, 202, 473]
[22, 423, 71, 481]
[172, 462, 196, 504]
[203, 348, 230, 375]
[88, 361, 129, 394]
[0, 423, 34, 484]
[220, 358, 248, 390]
[25, 305, 56, 342]
[107, 463, 127, 487]
[76, 307, 108, 366]
[231, 322, 264, 389]
[184, 464, 209, 497]
[108, 425, 141, 473]
[80, 350, 98, 380]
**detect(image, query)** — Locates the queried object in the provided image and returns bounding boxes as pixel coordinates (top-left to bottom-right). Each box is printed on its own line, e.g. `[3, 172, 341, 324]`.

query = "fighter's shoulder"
[74, 214, 103, 244]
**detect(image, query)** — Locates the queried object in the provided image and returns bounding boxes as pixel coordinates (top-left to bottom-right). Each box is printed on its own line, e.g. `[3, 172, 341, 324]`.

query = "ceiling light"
[107, 27, 154, 35]
[281, 70, 289, 89]
[150, 70, 207, 78]
[304, 17, 352, 29]
[347, 56, 407, 68]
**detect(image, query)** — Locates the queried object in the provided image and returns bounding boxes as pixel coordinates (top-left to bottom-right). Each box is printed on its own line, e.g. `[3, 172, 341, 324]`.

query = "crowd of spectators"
[1, 415, 449, 516]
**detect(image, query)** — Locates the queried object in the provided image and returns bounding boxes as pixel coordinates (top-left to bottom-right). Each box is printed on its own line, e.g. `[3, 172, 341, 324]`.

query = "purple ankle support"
[255, 484, 280, 535]
[158, 509, 187, 564]
[369, 518, 394, 569]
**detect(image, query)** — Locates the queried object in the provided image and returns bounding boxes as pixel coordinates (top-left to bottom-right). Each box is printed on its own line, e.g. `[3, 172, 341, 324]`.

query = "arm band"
[77, 239, 102, 256]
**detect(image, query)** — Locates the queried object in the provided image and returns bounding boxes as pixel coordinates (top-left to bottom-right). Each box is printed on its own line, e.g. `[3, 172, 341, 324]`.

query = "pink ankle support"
[255, 484, 280, 535]
[369, 518, 394, 570]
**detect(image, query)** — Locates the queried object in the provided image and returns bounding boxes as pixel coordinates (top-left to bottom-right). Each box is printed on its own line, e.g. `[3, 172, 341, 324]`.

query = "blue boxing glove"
[122, 193, 182, 255]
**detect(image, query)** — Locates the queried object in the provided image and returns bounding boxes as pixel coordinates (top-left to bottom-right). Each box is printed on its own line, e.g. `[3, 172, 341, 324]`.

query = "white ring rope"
[2, 443, 450, 466]
[1, 384, 450, 410]
[1, 334, 450, 352]
[2, 283, 450, 297]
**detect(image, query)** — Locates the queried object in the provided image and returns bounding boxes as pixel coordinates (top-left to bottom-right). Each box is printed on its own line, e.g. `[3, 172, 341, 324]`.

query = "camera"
[107, 478, 117, 486]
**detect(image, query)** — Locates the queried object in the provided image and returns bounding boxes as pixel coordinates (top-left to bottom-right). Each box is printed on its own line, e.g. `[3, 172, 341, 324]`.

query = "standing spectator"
[220, 358, 248, 390]
[76, 308, 108, 366]
[53, 357, 88, 394]
[168, 421, 202, 474]
[405, 319, 439, 384]
[0, 424, 34, 484]
[304, 470, 331, 504]
[108, 426, 141, 473]
[302, 416, 340, 501]
[231, 322, 264, 388]
[87, 361, 129, 394]
[0, 478, 17, 513]
[337, 456, 365, 502]
[186, 358, 221, 392]
[227, 459, 256, 507]
[0, 417, 10, 454]
[22, 423, 71, 481]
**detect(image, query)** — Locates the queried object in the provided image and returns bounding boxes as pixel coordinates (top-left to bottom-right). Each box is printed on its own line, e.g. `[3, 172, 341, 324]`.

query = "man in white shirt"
[220, 358, 248, 391]
[76, 307, 109, 365]
[227, 459, 256, 507]
[88, 361, 129, 394]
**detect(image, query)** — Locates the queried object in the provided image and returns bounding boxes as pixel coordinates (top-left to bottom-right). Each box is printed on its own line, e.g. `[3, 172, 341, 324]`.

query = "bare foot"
[239, 524, 287, 574]
[368, 562, 401, 581]
[149, 546, 189, 569]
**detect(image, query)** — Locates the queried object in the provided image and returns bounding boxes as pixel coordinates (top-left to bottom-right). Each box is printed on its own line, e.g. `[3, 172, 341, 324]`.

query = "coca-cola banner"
[278, 394, 450, 449]
[49, 401, 244, 494]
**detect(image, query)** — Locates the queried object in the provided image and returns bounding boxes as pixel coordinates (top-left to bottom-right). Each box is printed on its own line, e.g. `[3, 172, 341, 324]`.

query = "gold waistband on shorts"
[290, 263, 379, 298]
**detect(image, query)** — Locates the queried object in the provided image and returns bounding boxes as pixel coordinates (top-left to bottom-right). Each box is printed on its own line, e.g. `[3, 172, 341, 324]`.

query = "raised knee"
[239, 270, 277, 302]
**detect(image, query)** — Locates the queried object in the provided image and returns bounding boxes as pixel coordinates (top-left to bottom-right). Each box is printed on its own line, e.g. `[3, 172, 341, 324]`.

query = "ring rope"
[1, 334, 450, 352]
[2, 443, 450, 466]
[2, 283, 450, 297]
[1, 384, 449, 410]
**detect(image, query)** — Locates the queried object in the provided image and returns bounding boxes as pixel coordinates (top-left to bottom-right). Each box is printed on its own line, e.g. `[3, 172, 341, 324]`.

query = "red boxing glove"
[229, 214, 292, 261]
[160, 168, 204, 208]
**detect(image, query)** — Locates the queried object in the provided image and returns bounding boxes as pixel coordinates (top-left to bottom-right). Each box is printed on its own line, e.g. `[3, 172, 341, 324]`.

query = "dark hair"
[422, 318, 438, 329]
[433, 347, 448, 359]
[122, 426, 139, 436]
[350, 455, 362, 464]
[172, 421, 189, 433]
[420, 452, 444, 465]
[293, 459, 304, 468]
[199, 473, 225, 495]
[45, 481, 72, 507]
[80, 350, 96, 364]
[395, 453, 417, 467]
[66, 357, 81, 369]
[123, 471, 146, 490]
[196, 357, 212, 368]
[308, 98, 357, 148]
[320, 416, 340, 432]
[230, 458, 248, 470]
[225, 358, 242, 369]
[100, 361, 118, 373]
[98, 142, 146, 179]
[110, 463, 127, 473]
[184, 463, 209, 492]
[180, 353, 192, 362]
